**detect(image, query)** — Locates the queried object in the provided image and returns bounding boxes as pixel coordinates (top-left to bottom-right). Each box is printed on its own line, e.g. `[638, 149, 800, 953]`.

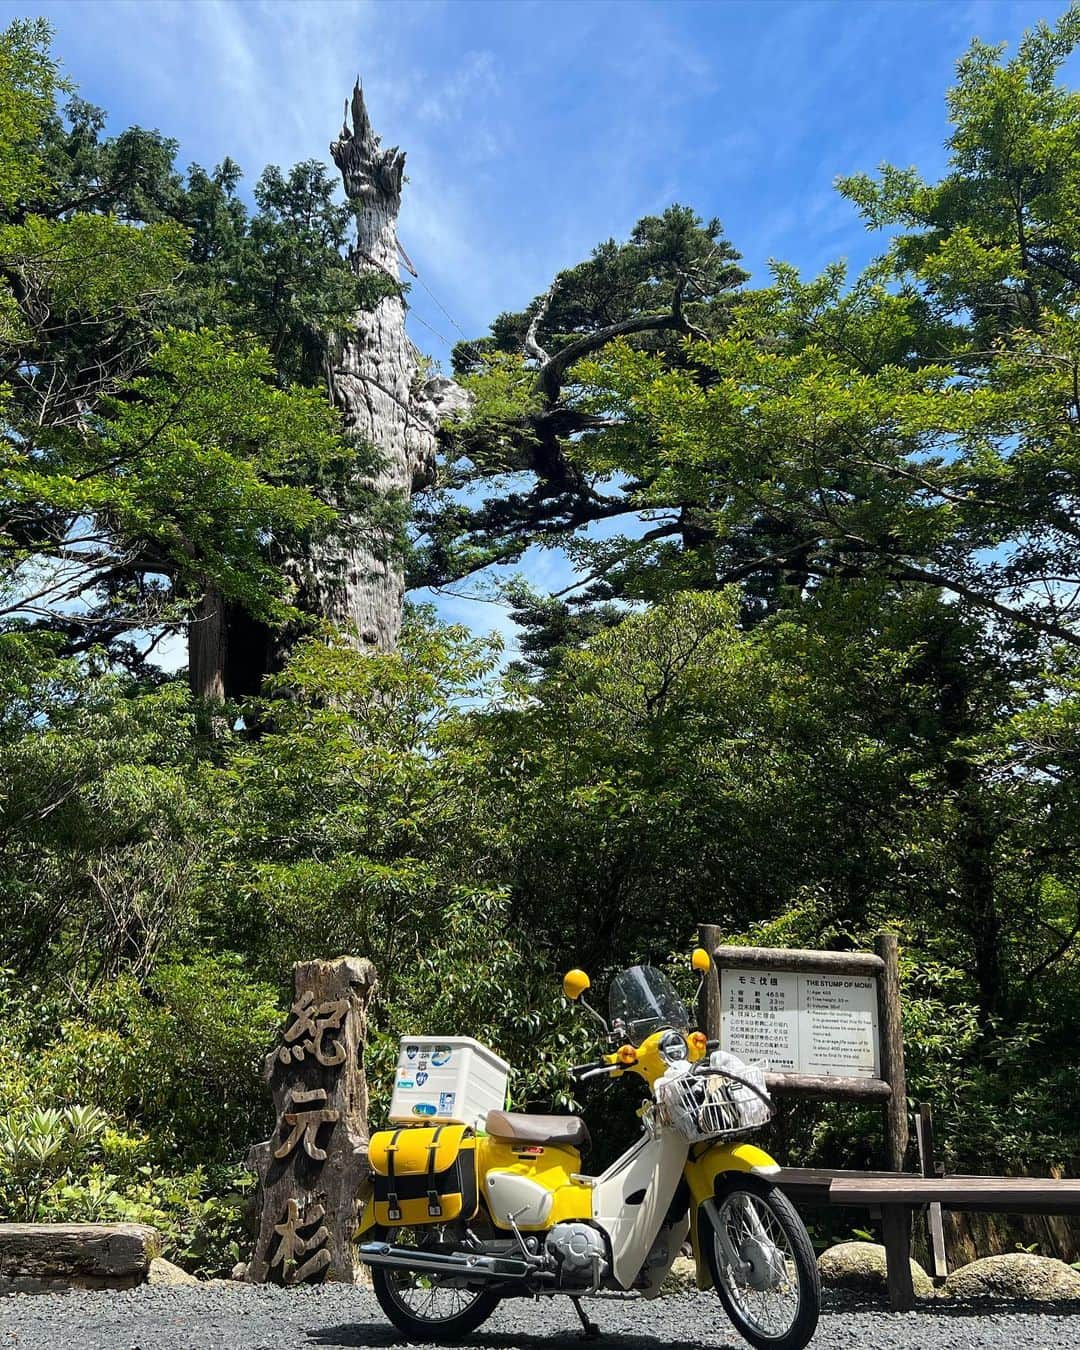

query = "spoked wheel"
[369, 1225, 501, 1341]
[701, 1175, 820, 1350]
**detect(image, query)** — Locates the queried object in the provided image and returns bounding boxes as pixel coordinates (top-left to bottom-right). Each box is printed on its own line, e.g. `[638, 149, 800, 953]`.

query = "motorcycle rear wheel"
[701, 1175, 820, 1350]
[369, 1225, 501, 1341]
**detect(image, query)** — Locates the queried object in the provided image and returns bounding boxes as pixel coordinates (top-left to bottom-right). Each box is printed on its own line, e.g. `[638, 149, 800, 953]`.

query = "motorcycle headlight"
[659, 1030, 689, 1064]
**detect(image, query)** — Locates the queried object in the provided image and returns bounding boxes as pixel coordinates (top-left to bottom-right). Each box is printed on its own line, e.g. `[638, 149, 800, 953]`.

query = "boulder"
[818, 1241, 935, 1298]
[147, 1257, 199, 1287]
[943, 1253, 1080, 1301]
[660, 1255, 698, 1294]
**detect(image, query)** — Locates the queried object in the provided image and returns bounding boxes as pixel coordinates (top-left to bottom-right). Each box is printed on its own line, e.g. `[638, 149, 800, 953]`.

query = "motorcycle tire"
[369, 1225, 502, 1341]
[701, 1174, 820, 1350]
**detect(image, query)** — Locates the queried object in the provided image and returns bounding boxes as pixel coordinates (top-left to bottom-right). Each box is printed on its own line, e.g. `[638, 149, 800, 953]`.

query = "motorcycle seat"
[485, 1110, 590, 1150]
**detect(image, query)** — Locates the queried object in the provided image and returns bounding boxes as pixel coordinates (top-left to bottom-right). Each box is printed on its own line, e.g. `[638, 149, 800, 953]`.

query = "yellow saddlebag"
[369, 1124, 478, 1227]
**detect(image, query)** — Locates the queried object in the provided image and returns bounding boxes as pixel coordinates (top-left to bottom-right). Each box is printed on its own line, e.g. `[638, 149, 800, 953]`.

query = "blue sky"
[5, 0, 1066, 656]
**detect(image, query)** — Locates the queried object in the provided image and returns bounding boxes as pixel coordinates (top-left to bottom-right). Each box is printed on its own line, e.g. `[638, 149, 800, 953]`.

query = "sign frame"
[698, 929, 908, 1172]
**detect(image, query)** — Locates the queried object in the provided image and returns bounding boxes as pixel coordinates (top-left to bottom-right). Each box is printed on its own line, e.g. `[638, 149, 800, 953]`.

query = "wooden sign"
[720, 968, 880, 1078]
[244, 956, 377, 1286]
[698, 929, 908, 1174]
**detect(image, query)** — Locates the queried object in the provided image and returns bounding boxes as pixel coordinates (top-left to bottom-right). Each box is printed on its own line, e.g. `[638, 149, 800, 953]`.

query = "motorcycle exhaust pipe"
[359, 1241, 532, 1283]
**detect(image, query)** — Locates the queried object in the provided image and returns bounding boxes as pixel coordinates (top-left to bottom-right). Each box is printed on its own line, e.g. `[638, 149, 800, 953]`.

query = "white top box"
[389, 1035, 510, 1128]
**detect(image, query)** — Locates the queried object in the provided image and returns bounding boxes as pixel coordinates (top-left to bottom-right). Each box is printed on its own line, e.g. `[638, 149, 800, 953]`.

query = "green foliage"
[0, 1093, 252, 1273]
[452, 205, 746, 374]
[204, 621, 591, 1109]
[173, 158, 397, 386]
[445, 353, 543, 477]
[89, 327, 344, 618]
[839, 8, 1080, 338]
[0, 1104, 109, 1221]
[0, 17, 383, 666]
[414, 207, 747, 599]
[0, 636, 206, 980]
[0, 18, 61, 212]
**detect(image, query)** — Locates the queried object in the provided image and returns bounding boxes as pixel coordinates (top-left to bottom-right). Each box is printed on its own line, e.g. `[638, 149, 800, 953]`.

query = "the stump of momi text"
[245, 956, 377, 1286]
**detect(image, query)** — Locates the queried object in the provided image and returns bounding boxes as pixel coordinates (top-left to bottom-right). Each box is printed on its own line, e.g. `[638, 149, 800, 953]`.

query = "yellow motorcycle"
[359, 952, 820, 1350]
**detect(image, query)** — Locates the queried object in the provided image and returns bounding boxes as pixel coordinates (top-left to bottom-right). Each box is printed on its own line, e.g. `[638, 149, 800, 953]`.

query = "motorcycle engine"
[545, 1222, 609, 1285]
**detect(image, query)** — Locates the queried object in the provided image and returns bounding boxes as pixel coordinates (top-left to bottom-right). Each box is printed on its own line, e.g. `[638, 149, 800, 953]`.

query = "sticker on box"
[432, 1047, 452, 1067]
[439, 1091, 456, 1113]
[412, 1102, 437, 1117]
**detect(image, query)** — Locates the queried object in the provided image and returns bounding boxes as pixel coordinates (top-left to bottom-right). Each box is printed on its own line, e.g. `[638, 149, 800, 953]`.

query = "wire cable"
[399, 235, 487, 362]
[408, 309, 453, 349]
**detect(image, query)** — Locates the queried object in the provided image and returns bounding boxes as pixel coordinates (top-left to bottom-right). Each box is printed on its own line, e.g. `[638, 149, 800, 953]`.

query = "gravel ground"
[0, 1286, 1077, 1350]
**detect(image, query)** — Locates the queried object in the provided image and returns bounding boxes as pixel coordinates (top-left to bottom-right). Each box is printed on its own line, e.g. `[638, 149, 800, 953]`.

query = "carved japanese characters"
[245, 956, 376, 1285]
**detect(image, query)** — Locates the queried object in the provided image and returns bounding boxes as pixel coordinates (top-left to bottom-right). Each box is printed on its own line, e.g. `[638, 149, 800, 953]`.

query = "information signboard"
[719, 967, 880, 1079]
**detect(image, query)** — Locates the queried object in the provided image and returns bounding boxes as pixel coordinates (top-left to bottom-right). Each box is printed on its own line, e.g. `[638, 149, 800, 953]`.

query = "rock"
[660, 1255, 698, 1294]
[147, 1257, 199, 1287]
[943, 1253, 1080, 1301]
[230, 1261, 249, 1282]
[818, 1241, 935, 1298]
[0, 1223, 161, 1293]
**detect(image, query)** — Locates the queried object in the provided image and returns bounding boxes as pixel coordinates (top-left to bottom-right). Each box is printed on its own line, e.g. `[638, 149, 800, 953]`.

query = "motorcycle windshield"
[608, 965, 689, 1043]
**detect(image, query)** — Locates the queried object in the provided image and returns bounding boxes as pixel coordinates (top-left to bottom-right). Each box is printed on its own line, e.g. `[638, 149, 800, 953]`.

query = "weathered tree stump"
[245, 956, 377, 1285]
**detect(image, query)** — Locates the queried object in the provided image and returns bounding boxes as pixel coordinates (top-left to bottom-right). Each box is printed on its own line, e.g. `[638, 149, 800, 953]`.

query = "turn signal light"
[617, 1044, 638, 1066]
[688, 1031, 708, 1059]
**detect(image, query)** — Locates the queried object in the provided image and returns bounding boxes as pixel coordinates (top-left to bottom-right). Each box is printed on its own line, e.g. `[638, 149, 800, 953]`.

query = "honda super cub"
[358, 951, 820, 1350]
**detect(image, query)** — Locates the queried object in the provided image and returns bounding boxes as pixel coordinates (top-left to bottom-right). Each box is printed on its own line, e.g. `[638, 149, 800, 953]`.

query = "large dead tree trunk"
[188, 83, 467, 698]
[314, 83, 455, 652]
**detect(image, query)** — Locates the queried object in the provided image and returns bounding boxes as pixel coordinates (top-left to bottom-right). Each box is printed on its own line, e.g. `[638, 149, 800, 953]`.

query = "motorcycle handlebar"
[569, 1059, 618, 1082]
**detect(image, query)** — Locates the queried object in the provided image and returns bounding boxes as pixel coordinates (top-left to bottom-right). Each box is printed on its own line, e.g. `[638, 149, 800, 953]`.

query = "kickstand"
[571, 1297, 601, 1339]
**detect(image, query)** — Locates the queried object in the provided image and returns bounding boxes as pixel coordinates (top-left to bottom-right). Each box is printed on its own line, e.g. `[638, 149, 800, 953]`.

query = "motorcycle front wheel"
[701, 1175, 820, 1350]
[369, 1225, 502, 1341]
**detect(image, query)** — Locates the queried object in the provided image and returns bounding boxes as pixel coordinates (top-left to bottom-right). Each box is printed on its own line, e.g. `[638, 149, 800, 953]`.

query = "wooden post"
[875, 933, 908, 1172]
[698, 923, 723, 1040]
[916, 1103, 948, 1281]
[245, 956, 377, 1285]
[874, 932, 913, 1310]
[880, 1205, 915, 1312]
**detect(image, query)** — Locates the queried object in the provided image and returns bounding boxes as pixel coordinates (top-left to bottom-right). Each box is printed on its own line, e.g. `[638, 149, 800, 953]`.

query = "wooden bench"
[775, 1166, 1080, 1310]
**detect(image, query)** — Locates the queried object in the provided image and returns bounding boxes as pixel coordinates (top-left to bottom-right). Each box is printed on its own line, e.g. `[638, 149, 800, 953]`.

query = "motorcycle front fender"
[683, 1141, 780, 1291]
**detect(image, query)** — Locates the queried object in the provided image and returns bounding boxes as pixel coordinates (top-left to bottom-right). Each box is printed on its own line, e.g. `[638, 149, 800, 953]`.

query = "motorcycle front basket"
[657, 1065, 773, 1142]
